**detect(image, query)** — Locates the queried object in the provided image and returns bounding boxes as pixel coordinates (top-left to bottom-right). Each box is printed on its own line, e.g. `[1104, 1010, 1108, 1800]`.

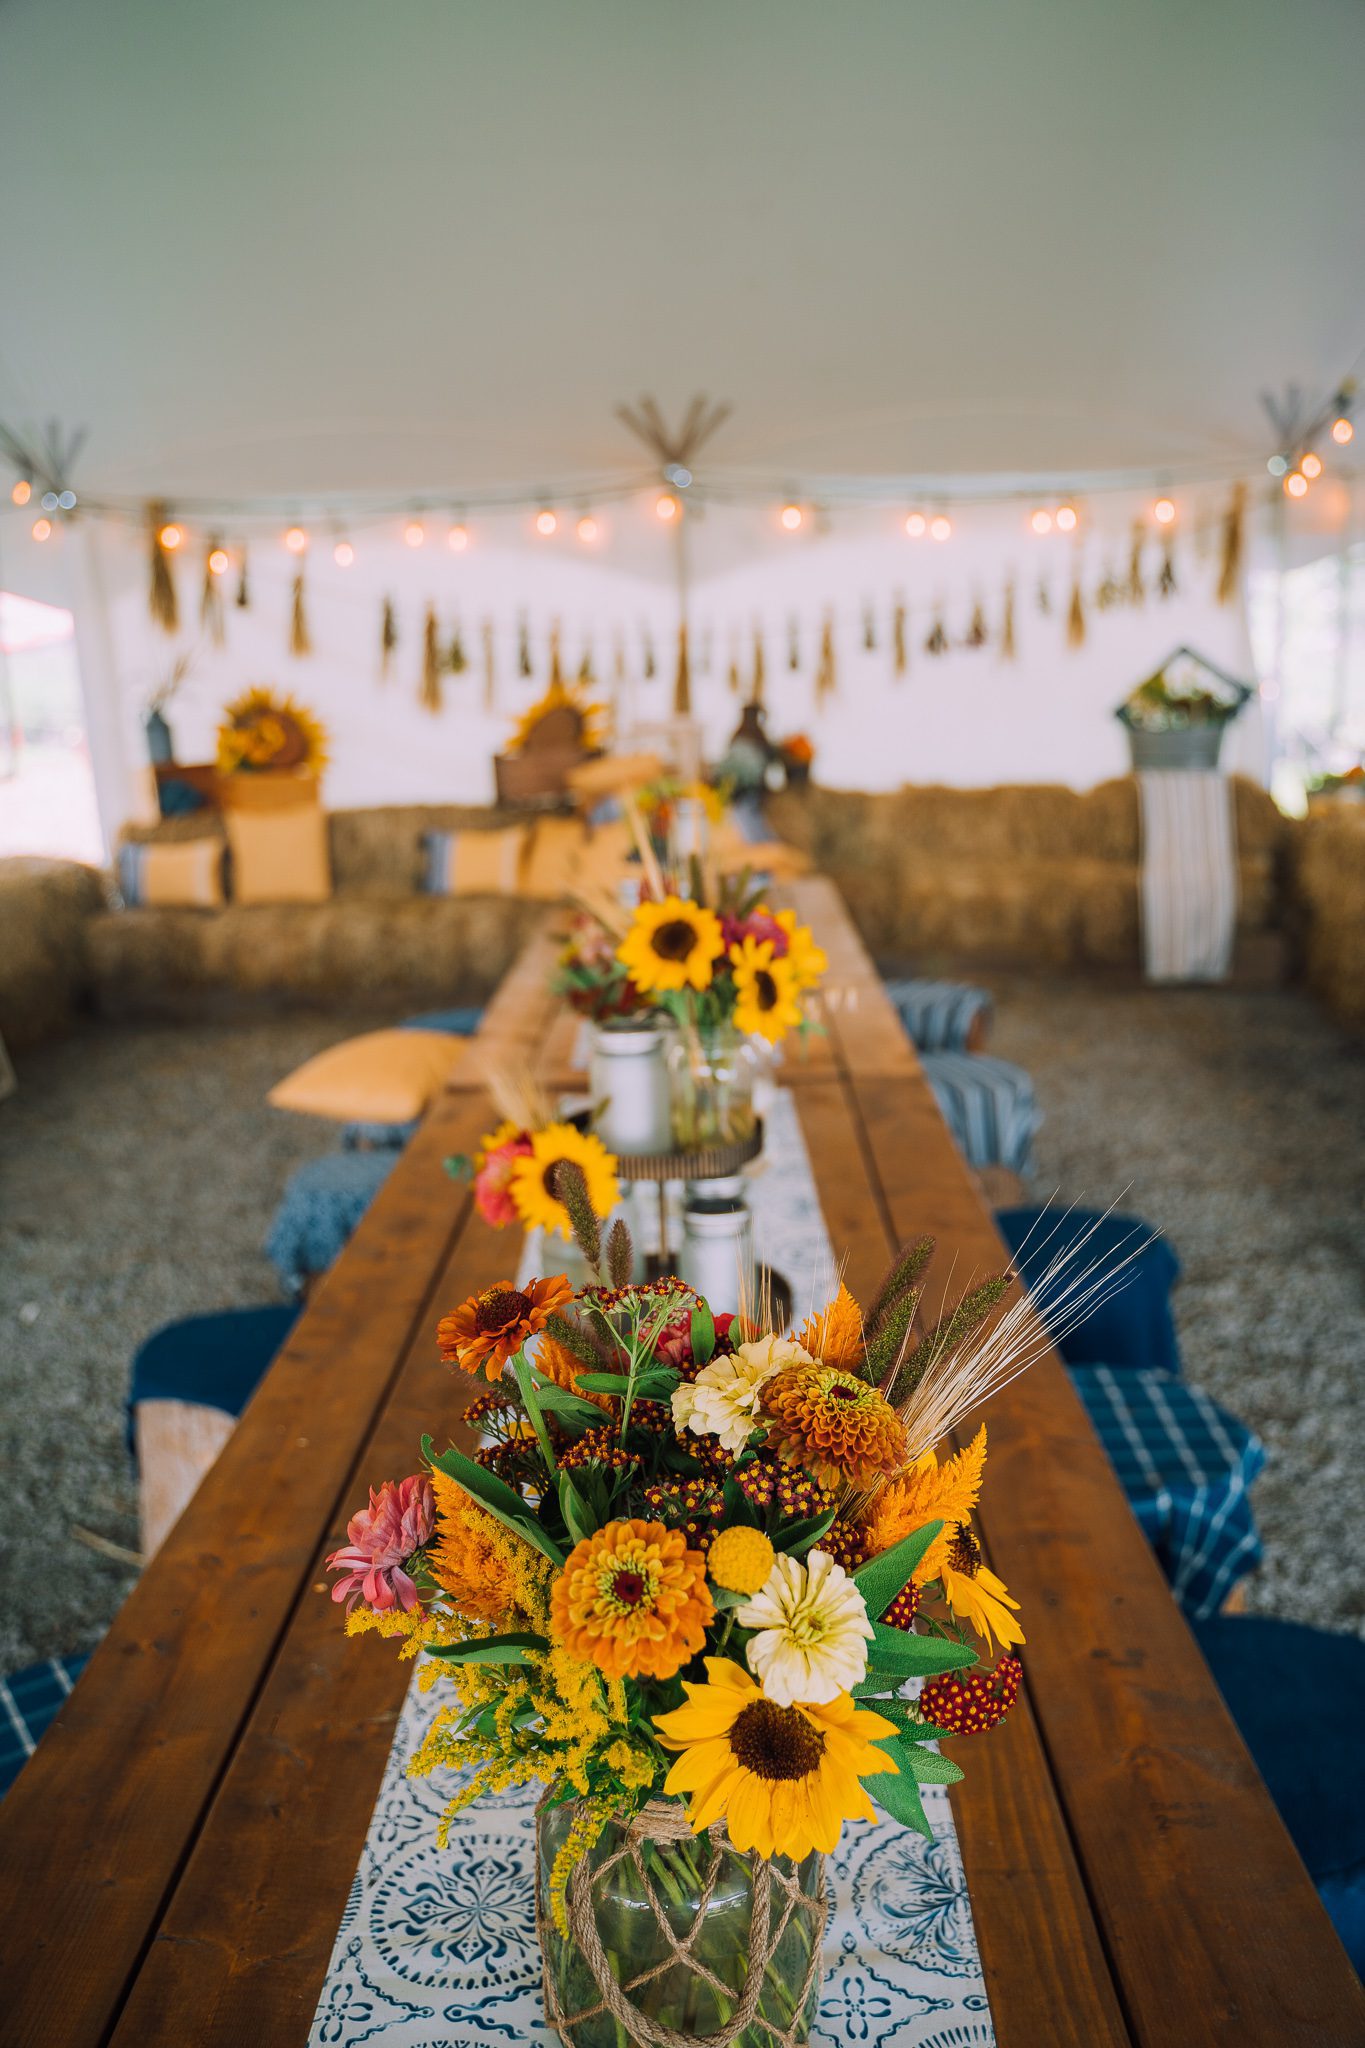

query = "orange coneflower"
[760, 1360, 906, 1490]
[437, 1273, 573, 1382]
[549, 1518, 713, 1681]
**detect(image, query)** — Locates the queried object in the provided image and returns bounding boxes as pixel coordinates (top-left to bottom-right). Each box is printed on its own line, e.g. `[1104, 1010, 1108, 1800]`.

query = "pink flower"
[656, 1309, 736, 1371]
[473, 1131, 535, 1228]
[326, 1474, 435, 1613]
[722, 910, 788, 957]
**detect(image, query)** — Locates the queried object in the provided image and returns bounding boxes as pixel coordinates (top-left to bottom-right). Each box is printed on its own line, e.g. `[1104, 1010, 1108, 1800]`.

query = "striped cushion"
[117, 837, 225, 908]
[1, 1655, 91, 1796]
[422, 827, 524, 896]
[921, 1051, 1040, 1173]
[884, 977, 991, 1053]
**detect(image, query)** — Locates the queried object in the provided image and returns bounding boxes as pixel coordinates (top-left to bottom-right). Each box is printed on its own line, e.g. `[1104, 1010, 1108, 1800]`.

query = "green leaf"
[900, 1745, 965, 1785]
[778, 1508, 837, 1556]
[575, 1372, 634, 1395]
[634, 1368, 681, 1402]
[558, 1471, 596, 1546]
[868, 1749, 933, 1836]
[425, 1631, 547, 1666]
[422, 1437, 565, 1565]
[865, 1623, 977, 1677]
[531, 1383, 605, 1429]
[865, 1697, 958, 1744]
[690, 1300, 716, 1367]
[852, 1521, 943, 1620]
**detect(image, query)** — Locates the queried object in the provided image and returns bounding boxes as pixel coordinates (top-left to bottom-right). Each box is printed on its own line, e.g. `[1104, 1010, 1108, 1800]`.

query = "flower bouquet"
[447, 1075, 621, 1242]
[329, 1167, 1037, 2048]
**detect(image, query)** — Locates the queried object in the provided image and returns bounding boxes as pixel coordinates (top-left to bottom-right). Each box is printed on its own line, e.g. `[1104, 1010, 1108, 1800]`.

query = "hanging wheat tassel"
[235, 549, 250, 610]
[549, 621, 565, 688]
[578, 645, 596, 685]
[1126, 522, 1146, 606]
[924, 615, 948, 657]
[1158, 536, 1178, 599]
[893, 599, 907, 677]
[1036, 578, 1052, 617]
[673, 622, 691, 715]
[814, 613, 836, 704]
[147, 505, 179, 633]
[381, 597, 398, 679]
[1066, 574, 1086, 648]
[1000, 582, 1017, 660]
[751, 623, 766, 704]
[643, 630, 656, 680]
[727, 637, 740, 694]
[518, 613, 533, 679]
[200, 540, 226, 647]
[964, 601, 988, 649]
[787, 616, 800, 671]
[862, 601, 876, 651]
[1217, 483, 1246, 604]
[448, 621, 468, 674]
[420, 604, 442, 711]
[612, 631, 626, 684]
[482, 618, 496, 708]
[290, 572, 312, 656]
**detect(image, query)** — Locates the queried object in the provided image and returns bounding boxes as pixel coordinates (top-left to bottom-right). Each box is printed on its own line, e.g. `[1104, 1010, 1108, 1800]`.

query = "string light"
[1152, 497, 1176, 525]
[334, 539, 355, 568]
[284, 525, 308, 554]
[31, 517, 52, 542]
[208, 546, 230, 576]
[404, 519, 425, 548]
[447, 522, 469, 551]
[1331, 416, 1354, 446]
[1267, 455, 1289, 477]
[904, 512, 927, 538]
[1301, 451, 1323, 479]
[779, 502, 803, 532]
[11, 480, 31, 506]
[576, 513, 599, 543]
[1285, 472, 1308, 498]
[1055, 504, 1078, 533]
[57, 490, 76, 510]
[40, 491, 59, 512]
[1030, 509, 1053, 535]
[536, 509, 558, 536]
[656, 493, 680, 522]
[930, 514, 952, 541]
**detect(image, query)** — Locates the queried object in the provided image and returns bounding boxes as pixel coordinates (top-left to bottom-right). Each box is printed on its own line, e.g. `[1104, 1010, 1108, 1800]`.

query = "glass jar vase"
[667, 1024, 758, 1151]
[537, 1797, 826, 2048]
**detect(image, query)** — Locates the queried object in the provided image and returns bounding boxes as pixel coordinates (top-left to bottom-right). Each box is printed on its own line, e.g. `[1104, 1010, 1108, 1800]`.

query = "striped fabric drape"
[1138, 770, 1238, 983]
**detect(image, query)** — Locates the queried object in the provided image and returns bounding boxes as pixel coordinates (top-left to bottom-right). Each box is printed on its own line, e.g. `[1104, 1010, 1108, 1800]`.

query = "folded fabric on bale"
[921, 1051, 1040, 1173]
[884, 976, 992, 1053]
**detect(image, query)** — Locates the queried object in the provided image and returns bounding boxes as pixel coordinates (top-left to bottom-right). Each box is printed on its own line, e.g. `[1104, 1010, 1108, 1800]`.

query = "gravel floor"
[1, 980, 1361, 1671]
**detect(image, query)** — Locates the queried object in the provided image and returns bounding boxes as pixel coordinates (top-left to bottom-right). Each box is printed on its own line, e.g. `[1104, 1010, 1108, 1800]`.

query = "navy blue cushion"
[995, 1205, 1182, 1377]
[1194, 1615, 1365, 1971]
[0, 1654, 92, 1797]
[128, 1304, 300, 1453]
[398, 1007, 483, 1035]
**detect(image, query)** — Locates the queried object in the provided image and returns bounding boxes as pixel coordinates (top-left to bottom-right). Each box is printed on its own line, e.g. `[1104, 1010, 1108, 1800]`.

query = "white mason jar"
[678, 1175, 755, 1318]
[589, 1019, 672, 1156]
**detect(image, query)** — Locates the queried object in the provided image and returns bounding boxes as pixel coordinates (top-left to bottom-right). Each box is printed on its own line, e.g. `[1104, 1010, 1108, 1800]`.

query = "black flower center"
[755, 970, 778, 1010]
[652, 919, 699, 961]
[475, 1286, 531, 1333]
[729, 1699, 825, 1781]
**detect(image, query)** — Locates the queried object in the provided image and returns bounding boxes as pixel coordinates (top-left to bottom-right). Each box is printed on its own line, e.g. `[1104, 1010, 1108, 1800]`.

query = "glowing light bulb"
[1267, 454, 1289, 477]
[930, 514, 952, 541]
[536, 509, 558, 536]
[284, 525, 308, 554]
[1152, 497, 1176, 525]
[447, 522, 469, 552]
[1285, 472, 1308, 498]
[334, 540, 355, 567]
[208, 547, 230, 576]
[1331, 417, 1354, 446]
[1030, 509, 1054, 535]
[656, 493, 680, 522]
[404, 520, 425, 548]
[904, 512, 927, 538]
[576, 514, 599, 543]
[1301, 451, 1323, 479]
[1055, 505, 1078, 533]
[779, 502, 803, 532]
[159, 522, 183, 550]
[32, 517, 52, 542]
[11, 480, 31, 506]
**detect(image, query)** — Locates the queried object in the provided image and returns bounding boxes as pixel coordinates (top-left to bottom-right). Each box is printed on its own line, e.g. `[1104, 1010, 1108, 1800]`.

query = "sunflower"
[437, 1273, 574, 1381]
[729, 939, 803, 1044]
[773, 910, 828, 991]
[760, 1361, 906, 1489]
[549, 1518, 714, 1680]
[654, 1658, 899, 1859]
[617, 896, 726, 996]
[215, 685, 329, 777]
[426, 1466, 552, 1627]
[858, 1425, 987, 1584]
[938, 1528, 1024, 1654]
[508, 1123, 619, 1240]
[507, 676, 607, 756]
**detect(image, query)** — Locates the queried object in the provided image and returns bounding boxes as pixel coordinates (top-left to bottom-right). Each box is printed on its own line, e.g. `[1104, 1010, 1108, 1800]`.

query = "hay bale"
[327, 803, 507, 893]
[1289, 807, 1365, 1028]
[0, 857, 107, 1052]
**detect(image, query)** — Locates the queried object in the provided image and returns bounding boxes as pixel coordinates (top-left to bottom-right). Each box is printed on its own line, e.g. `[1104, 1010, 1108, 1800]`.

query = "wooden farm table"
[2, 877, 1360, 2048]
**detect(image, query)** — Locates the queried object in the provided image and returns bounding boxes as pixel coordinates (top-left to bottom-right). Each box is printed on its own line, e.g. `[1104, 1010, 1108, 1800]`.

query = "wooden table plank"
[0, 1092, 477, 2048]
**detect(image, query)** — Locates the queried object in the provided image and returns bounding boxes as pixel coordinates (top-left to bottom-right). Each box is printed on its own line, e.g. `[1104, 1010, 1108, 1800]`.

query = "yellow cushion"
[443, 825, 525, 894]
[519, 816, 588, 900]
[124, 836, 226, 908]
[226, 803, 331, 904]
[268, 1028, 466, 1123]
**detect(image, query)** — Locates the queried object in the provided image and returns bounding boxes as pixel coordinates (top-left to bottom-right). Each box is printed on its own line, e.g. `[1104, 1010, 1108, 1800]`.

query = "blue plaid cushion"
[884, 977, 992, 1053]
[921, 1051, 1040, 1174]
[1070, 1366, 1265, 1619]
[1, 1655, 91, 1796]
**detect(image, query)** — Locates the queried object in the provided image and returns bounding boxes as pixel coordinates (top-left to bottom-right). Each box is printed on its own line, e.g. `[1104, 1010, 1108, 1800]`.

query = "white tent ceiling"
[2, 0, 1364, 504]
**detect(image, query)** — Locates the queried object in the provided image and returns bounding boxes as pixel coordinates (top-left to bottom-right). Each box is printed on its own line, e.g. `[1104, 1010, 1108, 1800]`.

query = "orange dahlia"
[760, 1361, 907, 1490]
[549, 1518, 714, 1681]
[437, 1273, 573, 1382]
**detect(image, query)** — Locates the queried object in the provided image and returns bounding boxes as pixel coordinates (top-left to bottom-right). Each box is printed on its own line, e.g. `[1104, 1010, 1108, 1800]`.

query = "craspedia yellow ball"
[708, 1526, 776, 1596]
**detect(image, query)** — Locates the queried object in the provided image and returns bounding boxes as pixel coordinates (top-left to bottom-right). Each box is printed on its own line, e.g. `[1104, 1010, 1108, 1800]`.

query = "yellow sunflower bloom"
[773, 909, 828, 991]
[215, 685, 329, 777]
[654, 1657, 898, 1860]
[939, 1531, 1024, 1655]
[509, 1122, 620, 1240]
[617, 895, 726, 995]
[858, 1426, 987, 1585]
[730, 939, 803, 1044]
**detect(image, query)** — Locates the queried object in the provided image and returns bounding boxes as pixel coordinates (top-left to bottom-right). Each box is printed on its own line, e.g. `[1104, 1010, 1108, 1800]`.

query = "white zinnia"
[737, 1548, 874, 1706]
[670, 1334, 812, 1456]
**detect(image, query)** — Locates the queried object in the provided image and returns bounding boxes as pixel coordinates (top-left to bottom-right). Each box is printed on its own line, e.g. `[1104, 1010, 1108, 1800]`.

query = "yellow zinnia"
[508, 1122, 620, 1240]
[655, 1657, 898, 1860]
[617, 896, 725, 995]
[730, 938, 803, 1044]
[774, 909, 828, 991]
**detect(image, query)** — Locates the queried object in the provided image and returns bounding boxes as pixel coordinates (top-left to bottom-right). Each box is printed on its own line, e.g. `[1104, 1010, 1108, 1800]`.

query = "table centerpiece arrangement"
[328, 1166, 1038, 2048]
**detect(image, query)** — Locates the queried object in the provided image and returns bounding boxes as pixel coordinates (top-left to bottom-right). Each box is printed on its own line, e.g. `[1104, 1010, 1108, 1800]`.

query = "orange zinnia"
[549, 1518, 714, 1681]
[760, 1361, 906, 1489]
[437, 1273, 573, 1382]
